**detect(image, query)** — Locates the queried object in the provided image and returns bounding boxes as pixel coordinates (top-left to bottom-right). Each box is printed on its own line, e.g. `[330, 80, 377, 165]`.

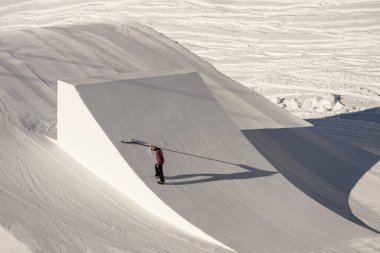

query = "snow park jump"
[57, 66, 380, 252]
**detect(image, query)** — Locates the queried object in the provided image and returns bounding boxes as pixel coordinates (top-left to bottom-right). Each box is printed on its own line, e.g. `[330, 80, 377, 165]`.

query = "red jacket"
[154, 148, 165, 165]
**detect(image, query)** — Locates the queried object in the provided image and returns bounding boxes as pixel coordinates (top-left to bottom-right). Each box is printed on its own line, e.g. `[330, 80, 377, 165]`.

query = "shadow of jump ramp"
[58, 69, 379, 252]
[242, 127, 380, 234]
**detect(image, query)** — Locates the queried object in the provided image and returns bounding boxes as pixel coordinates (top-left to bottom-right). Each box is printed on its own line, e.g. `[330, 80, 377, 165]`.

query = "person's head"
[151, 146, 158, 151]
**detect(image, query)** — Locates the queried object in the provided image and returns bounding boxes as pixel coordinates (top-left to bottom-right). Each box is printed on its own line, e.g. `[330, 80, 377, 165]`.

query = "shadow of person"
[165, 164, 277, 185]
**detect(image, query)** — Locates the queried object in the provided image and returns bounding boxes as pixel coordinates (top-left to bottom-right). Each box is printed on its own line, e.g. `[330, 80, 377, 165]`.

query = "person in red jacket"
[149, 145, 165, 184]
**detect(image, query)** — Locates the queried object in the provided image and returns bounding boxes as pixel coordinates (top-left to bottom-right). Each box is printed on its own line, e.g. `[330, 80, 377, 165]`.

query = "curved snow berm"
[58, 67, 380, 252]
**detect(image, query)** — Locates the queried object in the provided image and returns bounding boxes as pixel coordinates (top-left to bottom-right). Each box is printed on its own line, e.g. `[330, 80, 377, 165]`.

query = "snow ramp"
[58, 69, 380, 252]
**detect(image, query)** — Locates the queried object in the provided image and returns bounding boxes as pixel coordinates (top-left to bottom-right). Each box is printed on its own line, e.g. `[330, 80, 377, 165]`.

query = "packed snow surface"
[1, 0, 378, 155]
[0, 23, 378, 252]
[0, 0, 379, 119]
[0, 1, 379, 252]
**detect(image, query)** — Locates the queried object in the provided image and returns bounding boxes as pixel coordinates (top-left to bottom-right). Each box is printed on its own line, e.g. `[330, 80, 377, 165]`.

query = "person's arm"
[148, 145, 155, 158]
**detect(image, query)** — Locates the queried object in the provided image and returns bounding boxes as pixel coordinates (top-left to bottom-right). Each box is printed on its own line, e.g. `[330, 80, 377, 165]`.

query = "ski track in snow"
[0, 0, 378, 155]
[0, 0, 379, 119]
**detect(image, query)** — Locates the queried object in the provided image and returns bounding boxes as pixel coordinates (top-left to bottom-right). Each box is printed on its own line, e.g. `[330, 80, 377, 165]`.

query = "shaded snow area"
[309, 107, 380, 156]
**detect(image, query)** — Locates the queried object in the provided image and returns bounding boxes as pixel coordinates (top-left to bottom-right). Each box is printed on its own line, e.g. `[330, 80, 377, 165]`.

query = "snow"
[0, 115, 227, 253]
[0, 227, 31, 253]
[57, 73, 232, 251]
[55, 54, 380, 252]
[270, 93, 354, 117]
[308, 108, 380, 156]
[0, 1, 379, 252]
[0, 0, 379, 119]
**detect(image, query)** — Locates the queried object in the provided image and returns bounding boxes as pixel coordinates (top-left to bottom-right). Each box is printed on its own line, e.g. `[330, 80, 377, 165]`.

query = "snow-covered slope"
[1, 0, 378, 161]
[56, 59, 380, 252]
[57, 70, 233, 251]
[1, 0, 379, 119]
[0, 24, 241, 253]
[309, 107, 380, 156]
[0, 119, 229, 253]
[0, 1, 378, 252]
[0, 23, 378, 252]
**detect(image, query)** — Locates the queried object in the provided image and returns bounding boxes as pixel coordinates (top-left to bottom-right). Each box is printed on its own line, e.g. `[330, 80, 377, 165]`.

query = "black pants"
[155, 164, 165, 182]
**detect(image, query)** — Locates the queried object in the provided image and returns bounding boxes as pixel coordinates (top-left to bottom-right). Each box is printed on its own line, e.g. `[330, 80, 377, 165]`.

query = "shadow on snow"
[165, 164, 277, 185]
[162, 147, 277, 185]
[242, 126, 379, 234]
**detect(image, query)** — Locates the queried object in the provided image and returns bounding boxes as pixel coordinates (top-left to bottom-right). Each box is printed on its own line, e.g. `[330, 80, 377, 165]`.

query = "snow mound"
[271, 93, 357, 118]
[22, 115, 57, 136]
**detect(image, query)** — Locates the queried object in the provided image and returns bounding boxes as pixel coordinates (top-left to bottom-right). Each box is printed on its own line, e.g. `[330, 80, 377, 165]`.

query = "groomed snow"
[0, 15, 379, 253]
[0, 0, 379, 119]
[57, 72, 233, 251]
[51, 38, 379, 252]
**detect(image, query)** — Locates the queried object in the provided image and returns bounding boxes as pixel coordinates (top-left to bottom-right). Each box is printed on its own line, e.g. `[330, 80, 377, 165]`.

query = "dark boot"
[154, 164, 159, 179]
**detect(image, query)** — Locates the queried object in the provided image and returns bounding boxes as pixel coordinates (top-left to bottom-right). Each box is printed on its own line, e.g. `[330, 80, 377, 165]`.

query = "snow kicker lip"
[57, 70, 235, 251]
